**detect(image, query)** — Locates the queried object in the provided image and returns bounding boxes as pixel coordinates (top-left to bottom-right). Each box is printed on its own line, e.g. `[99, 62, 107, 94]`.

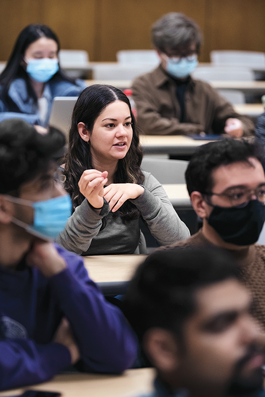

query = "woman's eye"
[105, 123, 115, 128]
[125, 122, 132, 127]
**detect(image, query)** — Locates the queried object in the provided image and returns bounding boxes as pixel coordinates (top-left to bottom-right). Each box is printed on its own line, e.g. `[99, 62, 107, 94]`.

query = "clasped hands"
[78, 170, 144, 212]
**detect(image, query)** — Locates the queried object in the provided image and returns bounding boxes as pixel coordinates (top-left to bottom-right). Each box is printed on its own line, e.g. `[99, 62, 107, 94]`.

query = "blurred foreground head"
[124, 247, 264, 397]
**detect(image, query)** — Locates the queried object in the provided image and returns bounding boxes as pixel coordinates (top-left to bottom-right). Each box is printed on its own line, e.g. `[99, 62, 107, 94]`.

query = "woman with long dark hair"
[58, 84, 190, 255]
[0, 24, 85, 128]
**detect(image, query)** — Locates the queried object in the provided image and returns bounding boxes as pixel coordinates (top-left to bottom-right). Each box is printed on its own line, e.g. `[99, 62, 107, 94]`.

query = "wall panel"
[0, 0, 42, 60]
[98, 0, 207, 61]
[40, 0, 97, 59]
[0, 0, 265, 63]
[204, 0, 265, 61]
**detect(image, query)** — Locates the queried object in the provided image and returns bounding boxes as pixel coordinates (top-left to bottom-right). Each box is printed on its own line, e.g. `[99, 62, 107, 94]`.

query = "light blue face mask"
[166, 56, 198, 79]
[26, 58, 59, 83]
[6, 194, 72, 241]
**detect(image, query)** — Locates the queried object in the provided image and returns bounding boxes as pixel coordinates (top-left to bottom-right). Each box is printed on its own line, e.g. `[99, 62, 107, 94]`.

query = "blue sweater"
[0, 244, 137, 391]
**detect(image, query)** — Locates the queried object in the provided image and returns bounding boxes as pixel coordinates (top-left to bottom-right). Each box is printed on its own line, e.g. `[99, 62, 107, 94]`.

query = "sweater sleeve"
[132, 172, 190, 245]
[57, 199, 108, 254]
[49, 247, 138, 374]
[0, 339, 71, 391]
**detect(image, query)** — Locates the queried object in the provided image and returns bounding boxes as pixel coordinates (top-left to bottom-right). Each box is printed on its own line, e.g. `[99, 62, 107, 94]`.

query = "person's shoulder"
[132, 66, 162, 86]
[254, 243, 265, 261]
[169, 229, 216, 249]
[191, 77, 216, 93]
[48, 78, 84, 96]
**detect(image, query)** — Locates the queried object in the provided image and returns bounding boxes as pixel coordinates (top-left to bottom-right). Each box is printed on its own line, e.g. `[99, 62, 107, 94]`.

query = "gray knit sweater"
[57, 171, 190, 255]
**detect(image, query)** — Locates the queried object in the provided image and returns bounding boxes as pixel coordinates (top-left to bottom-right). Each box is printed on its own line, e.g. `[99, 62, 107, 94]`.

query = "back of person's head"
[124, 247, 239, 344]
[151, 12, 202, 53]
[0, 118, 65, 195]
[185, 139, 263, 196]
[65, 84, 143, 210]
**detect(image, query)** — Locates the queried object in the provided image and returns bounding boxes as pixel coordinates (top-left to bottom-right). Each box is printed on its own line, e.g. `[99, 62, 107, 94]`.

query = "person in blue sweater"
[0, 118, 137, 391]
[124, 247, 265, 397]
[0, 24, 86, 130]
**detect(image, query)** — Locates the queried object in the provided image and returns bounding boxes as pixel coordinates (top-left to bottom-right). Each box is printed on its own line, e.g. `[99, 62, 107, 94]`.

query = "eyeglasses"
[162, 53, 198, 64]
[202, 185, 265, 207]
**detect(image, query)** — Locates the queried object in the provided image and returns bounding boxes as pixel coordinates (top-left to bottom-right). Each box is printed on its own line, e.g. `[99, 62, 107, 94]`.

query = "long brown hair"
[64, 84, 144, 220]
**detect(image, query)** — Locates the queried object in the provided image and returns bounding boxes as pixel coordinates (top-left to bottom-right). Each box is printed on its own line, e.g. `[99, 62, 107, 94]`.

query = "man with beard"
[124, 248, 265, 397]
[170, 139, 265, 329]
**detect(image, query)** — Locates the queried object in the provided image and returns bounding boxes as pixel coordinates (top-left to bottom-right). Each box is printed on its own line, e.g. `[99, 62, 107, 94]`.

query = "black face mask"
[207, 199, 265, 246]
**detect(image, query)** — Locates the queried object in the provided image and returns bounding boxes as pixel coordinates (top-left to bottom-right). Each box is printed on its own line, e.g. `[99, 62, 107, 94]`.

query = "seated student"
[0, 118, 137, 391]
[57, 84, 190, 255]
[255, 112, 265, 168]
[0, 24, 86, 130]
[132, 13, 254, 137]
[169, 139, 265, 327]
[124, 247, 265, 397]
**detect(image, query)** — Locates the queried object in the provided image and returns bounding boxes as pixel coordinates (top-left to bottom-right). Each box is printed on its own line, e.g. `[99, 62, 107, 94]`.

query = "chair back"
[117, 50, 160, 65]
[192, 66, 255, 81]
[93, 63, 155, 80]
[141, 158, 188, 184]
[59, 50, 89, 65]
[210, 50, 265, 68]
[218, 89, 245, 104]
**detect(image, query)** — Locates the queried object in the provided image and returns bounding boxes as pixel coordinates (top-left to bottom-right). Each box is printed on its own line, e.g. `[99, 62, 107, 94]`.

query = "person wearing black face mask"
[169, 139, 265, 329]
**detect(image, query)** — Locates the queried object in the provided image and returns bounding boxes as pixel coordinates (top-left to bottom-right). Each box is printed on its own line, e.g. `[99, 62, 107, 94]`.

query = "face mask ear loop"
[3, 195, 32, 207]
[11, 216, 53, 242]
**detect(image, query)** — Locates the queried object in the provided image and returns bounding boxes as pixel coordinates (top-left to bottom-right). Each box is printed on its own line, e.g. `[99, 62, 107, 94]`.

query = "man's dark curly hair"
[0, 118, 65, 194]
[124, 247, 239, 344]
[185, 139, 263, 196]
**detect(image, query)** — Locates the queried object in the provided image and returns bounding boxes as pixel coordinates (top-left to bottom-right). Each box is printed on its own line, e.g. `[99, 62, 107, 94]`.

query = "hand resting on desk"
[224, 118, 244, 138]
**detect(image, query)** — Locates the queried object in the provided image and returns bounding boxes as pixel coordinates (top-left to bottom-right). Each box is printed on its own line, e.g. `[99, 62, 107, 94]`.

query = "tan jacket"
[132, 65, 255, 136]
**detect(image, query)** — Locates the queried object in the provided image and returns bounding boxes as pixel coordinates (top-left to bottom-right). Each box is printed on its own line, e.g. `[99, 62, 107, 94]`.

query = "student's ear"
[143, 328, 180, 373]
[0, 196, 14, 224]
[77, 122, 90, 143]
[190, 191, 208, 218]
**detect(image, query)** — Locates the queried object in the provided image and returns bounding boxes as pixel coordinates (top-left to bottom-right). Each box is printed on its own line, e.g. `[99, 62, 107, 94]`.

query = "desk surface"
[0, 368, 155, 397]
[84, 254, 146, 283]
[140, 135, 214, 155]
[233, 103, 264, 117]
[85, 79, 265, 94]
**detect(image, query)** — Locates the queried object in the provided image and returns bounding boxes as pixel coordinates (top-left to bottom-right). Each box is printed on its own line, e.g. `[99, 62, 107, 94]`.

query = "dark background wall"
[1, 0, 265, 62]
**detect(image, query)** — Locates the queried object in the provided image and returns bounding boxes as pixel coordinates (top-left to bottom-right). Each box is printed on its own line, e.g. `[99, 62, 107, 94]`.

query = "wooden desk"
[210, 81, 265, 95]
[85, 79, 265, 96]
[84, 254, 146, 295]
[140, 135, 213, 156]
[233, 104, 264, 117]
[0, 368, 155, 397]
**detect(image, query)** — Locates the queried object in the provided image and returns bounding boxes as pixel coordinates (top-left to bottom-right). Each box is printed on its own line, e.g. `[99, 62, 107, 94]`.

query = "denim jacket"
[0, 77, 86, 126]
